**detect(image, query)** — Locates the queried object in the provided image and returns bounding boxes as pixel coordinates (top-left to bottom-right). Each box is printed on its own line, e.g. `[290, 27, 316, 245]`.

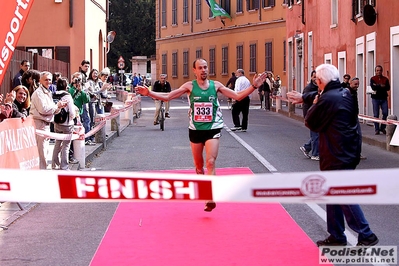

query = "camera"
[89, 93, 98, 100]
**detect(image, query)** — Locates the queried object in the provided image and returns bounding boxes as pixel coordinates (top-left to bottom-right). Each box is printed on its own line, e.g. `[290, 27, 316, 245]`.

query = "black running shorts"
[189, 128, 222, 144]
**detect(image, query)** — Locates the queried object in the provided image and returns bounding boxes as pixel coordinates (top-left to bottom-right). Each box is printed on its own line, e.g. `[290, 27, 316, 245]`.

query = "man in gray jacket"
[30, 72, 67, 169]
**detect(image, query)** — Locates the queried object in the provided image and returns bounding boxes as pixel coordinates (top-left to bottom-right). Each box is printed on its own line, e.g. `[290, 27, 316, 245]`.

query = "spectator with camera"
[98, 68, 112, 100]
[79, 60, 93, 144]
[68, 72, 92, 145]
[86, 69, 103, 128]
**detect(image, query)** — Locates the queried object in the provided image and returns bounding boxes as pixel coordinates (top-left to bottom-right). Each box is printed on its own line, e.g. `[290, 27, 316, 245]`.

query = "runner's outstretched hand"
[252, 72, 267, 88]
[135, 85, 149, 96]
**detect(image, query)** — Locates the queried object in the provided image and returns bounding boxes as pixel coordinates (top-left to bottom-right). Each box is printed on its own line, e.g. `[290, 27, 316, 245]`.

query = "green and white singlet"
[188, 80, 224, 130]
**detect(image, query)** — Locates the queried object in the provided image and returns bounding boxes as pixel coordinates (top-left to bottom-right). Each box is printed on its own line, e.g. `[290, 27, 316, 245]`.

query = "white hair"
[315, 64, 339, 84]
[100, 67, 110, 76]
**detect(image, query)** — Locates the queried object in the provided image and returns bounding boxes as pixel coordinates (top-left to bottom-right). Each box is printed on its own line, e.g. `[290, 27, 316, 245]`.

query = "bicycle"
[158, 100, 165, 131]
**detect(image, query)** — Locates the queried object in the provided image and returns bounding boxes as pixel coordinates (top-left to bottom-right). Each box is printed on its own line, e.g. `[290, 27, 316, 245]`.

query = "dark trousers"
[264, 91, 271, 110]
[232, 96, 250, 130]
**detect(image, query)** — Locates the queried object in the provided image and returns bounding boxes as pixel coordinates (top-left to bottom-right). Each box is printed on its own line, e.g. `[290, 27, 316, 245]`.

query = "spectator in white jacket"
[30, 72, 67, 169]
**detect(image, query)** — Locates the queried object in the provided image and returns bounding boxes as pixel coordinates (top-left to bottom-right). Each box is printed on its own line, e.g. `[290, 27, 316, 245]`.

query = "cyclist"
[152, 74, 171, 125]
[136, 58, 267, 212]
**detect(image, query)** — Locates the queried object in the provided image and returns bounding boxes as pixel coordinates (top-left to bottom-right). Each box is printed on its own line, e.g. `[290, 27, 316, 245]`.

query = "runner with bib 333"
[136, 58, 267, 212]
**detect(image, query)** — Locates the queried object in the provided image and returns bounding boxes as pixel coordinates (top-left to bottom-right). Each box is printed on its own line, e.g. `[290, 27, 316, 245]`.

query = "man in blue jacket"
[299, 70, 319, 161]
[287, 64, 379, 247]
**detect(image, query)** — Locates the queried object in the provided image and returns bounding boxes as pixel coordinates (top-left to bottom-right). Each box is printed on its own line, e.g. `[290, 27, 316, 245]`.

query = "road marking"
[224, 125, 277, 172]
[226, 127, 386, 265]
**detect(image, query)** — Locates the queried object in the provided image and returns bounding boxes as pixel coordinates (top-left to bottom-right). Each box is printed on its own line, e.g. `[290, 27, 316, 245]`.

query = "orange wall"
[18, 1, 86, 76]
[17, 0, 107, 77]
[286, 1, 355, 81]
[156, 1, 286, 90]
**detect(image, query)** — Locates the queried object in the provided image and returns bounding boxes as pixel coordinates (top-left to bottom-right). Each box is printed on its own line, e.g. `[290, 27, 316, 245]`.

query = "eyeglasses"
[44, 79, 52, 81]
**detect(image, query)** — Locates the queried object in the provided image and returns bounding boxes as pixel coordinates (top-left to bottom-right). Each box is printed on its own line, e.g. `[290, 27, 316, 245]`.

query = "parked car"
[145, 73, 152, 86]
[124, 73, 132, 85]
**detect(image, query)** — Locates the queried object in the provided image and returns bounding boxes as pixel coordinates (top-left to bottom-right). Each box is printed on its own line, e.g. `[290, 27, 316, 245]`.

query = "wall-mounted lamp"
[106, 31, 116, 54]
[106, 31, 116, 43]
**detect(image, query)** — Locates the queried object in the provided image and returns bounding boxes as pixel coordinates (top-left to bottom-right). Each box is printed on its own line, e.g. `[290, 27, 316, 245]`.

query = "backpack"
[53, 92, 70, 124]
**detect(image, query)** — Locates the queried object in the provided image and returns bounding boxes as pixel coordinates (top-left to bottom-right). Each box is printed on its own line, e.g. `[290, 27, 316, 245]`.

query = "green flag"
[205, 0, 232, 19]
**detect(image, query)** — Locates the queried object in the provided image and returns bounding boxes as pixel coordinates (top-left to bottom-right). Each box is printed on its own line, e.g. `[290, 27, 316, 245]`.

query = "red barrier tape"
[274, 96, 398, 126]
[358, 114, 399, 126]
[35, 98, 139, 140]
[84, 121, 107, 139]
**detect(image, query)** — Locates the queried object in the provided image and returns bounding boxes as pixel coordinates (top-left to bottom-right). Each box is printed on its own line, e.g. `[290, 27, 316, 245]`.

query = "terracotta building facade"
[286, 0, 399, 117]
[17, 0, 109, 77]
[155, 0, 288, 93]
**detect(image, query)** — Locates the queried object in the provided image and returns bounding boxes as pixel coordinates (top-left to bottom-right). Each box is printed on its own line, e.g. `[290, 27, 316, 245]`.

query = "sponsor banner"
[0, 0, 35, 85]
[1, 168, 399, 203]
[319, 246, 397, 265]
[0, 117, 39, 169]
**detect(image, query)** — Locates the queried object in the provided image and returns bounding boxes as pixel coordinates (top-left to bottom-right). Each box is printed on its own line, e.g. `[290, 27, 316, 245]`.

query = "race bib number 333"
[194, 102, 213, 122]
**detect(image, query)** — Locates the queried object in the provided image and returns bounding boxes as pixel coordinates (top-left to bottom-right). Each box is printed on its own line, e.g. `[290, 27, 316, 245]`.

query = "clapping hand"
[287, 91, 304, 104]
[103, 83, 112, 90]
[5, 91, 16, 104]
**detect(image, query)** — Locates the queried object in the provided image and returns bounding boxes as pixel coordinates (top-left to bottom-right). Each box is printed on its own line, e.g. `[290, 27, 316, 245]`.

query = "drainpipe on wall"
[69, 0, 73, 27]
[106, 0, 109, 22]
[191, 0, 194, 33]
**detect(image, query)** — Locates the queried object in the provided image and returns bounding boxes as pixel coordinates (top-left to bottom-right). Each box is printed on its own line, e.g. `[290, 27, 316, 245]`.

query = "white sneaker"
[230, 127, 242, 131]
[85, 140, 96, 146]
[299, 146, 311, 159]
[311, 156, 320, 161]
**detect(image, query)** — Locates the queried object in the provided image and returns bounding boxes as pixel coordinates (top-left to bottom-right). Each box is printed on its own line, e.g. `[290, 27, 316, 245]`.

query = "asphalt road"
[0, 96, 398, 266]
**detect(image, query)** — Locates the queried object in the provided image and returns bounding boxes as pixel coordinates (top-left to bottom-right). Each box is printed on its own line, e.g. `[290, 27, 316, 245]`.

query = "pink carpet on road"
[90, 168, 330, 266]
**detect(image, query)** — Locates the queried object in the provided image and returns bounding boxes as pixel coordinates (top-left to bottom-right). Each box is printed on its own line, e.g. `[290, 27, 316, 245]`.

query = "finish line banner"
[1, 168, 399, 204]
